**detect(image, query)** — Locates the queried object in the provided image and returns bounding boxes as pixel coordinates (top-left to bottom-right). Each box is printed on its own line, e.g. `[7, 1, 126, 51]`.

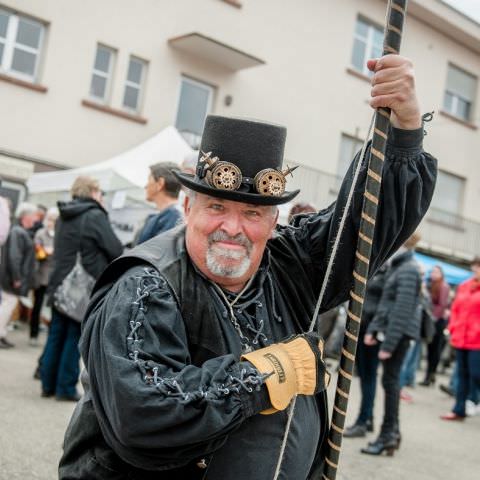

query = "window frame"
[122, 55, 148, 114]
[351, 16, 383, 77]
[89, 44, 116, 104]
[0, 8, 45, 83]
[174, 75, 215, 148]
[430, 169, 466, 217]
[443, 64, 477, 122]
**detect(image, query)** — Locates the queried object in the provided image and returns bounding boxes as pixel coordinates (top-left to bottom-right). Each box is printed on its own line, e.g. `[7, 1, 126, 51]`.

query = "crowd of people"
[0, 54, 477, 478]
[0, 159, 186, 401]
[341, 240, 480, 456]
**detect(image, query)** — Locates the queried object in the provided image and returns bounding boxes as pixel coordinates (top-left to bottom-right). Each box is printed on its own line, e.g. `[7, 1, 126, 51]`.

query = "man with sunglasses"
[60, 55, 437, 479]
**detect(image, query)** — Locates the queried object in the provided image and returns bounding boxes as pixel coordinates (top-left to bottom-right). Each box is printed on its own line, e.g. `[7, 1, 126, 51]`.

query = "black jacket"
[367, 250, 422, 352]
[0, 223, 35, 296]
[47, 197, 123, 298]
[59, 128, 437, 480]
[360, 264, 390, 333]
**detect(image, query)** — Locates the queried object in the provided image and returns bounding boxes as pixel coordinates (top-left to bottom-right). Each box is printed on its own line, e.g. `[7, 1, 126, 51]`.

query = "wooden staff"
[322, 1, 408, 478]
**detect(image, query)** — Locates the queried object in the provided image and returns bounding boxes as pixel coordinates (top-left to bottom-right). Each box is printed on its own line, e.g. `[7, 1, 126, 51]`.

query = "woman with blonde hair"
[40, 176, 123, 400]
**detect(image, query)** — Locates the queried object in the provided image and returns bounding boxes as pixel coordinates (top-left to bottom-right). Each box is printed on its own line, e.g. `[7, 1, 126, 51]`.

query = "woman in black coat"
[361, 234, 422, 455]
[40, 176, 123, 401]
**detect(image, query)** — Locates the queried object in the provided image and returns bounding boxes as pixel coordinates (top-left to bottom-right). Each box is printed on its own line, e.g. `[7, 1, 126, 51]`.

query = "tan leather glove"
[242, 332, 330, 414]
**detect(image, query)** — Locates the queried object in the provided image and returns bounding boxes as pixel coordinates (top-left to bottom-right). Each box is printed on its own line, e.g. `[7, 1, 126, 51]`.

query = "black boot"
[366, 417, 374, 432]
[419, 372, 435, 386]
[344, 423, 367, 438]
[361, 433, 398, 456]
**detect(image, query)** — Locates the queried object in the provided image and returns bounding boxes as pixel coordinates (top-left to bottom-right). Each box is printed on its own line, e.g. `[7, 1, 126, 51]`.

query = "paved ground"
[0, 324, 479, 479]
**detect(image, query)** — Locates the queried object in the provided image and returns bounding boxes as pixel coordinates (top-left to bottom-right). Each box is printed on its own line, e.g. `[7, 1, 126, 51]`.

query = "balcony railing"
[287, 161, 479, 260]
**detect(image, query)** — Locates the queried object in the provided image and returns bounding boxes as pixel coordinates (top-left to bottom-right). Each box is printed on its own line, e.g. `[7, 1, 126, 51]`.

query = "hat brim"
[174, 172, 300, 206]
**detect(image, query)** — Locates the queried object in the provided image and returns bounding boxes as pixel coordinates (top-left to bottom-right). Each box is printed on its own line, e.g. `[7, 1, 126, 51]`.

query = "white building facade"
[0, 0, 479, 260]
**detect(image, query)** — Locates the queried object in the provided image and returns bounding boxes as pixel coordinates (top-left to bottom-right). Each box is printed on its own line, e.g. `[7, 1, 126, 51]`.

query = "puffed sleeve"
[275, 127, 437, 312]
[81, 265, 270, 470]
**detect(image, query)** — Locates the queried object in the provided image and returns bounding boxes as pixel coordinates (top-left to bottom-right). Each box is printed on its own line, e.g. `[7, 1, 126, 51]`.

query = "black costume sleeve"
[278, 127, 437, 312]
[81, 265, 270, 470]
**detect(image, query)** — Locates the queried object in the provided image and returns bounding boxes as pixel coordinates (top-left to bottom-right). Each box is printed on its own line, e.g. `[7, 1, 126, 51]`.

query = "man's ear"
[156, 177, 166, 192]
[183, 194, 191, 222]
[269, 208, 279, 238]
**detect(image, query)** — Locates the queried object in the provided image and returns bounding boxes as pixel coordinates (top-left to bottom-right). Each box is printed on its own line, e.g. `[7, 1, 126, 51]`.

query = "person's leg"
[55, 317, 81, 398]
[0, 292, 19, 347]
[40, 309, 68, 395]
[450, 359, 459, 393]
[30, 285, 46, 339]
[399, 341, 419, 388]
[467, 350, 480, 405]
[430, 319, 447, 378]
[354, 338, 367, 424]
[380, 337, 411, 438]
[424, 335, 437, 382]
[358, 343, 380, 425]
[452, 349, 469, 417]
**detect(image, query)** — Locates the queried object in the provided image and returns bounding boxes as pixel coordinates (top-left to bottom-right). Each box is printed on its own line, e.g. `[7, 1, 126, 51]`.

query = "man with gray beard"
[207, 230, 253, 278]
[60, 55, 437, 480]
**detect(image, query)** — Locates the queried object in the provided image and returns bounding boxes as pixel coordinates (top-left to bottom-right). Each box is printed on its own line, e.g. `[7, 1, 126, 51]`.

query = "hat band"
[196, 151, 297, 197]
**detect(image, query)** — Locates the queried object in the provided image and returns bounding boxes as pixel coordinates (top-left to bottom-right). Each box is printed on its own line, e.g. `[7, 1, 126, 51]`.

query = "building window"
[443, 64, 477, 122]
[338, 134, 363, 178]
[89, 44, 116, 103]
[351, 17, 383, 76]
[429, 170, 465, 225]
[0, 8, 45, 82]
[175, 76, 214, 148]
[123, 56, 147, 113]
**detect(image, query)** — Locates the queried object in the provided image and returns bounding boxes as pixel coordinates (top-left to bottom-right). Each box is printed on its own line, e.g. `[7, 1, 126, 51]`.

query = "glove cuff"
[242, 344, 297, 413]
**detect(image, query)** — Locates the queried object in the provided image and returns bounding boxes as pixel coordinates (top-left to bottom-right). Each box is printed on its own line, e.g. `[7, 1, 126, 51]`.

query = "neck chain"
[213, 276, 255, 353]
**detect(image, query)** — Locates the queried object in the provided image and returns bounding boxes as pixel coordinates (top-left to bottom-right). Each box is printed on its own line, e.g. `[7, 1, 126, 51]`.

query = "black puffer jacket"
[367, 250, 421, 353]
[47, 197, 123, 299]
[0, 224, 35, 296]
[360, 264, 390, 334]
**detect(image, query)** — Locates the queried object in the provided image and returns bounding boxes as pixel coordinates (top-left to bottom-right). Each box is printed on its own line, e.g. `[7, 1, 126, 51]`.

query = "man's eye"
[245, 210, 260, 217]
[210, 204, 224, 211]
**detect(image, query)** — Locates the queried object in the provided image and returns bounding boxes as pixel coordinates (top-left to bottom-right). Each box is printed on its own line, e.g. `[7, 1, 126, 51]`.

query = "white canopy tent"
[27, 126, 193, 244]
[28, 126, 193, 196]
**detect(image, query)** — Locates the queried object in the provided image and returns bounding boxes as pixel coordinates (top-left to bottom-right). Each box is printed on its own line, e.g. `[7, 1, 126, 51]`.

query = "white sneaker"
[465, 400, 478, 417]
[29, 338, 40, 347]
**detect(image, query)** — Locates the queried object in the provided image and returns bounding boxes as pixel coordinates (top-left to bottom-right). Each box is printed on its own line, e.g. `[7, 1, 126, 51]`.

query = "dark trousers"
[453, 348, 480, 416]
[380, 336, 411, 436]
[30, 285, 47, 339]
[40, 308, 81, 397]
[425, 318, 447, 377]
[356, 339, 380, 424]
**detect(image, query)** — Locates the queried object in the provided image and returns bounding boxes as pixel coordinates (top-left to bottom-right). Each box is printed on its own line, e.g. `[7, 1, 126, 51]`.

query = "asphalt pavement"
[0, 324, 478, 479]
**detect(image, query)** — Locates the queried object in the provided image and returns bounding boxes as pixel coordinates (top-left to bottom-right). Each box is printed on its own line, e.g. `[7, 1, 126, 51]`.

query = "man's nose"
[220, 213, 242, 237]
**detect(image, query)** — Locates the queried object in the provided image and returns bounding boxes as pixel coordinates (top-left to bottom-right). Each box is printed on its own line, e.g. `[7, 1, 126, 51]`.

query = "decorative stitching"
[126, 267, 267, 403]
[126, 268, 166, 363]
[143, 366, 268, 403]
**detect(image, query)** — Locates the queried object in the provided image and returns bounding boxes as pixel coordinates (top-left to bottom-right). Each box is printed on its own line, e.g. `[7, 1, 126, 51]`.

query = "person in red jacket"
[441, 257, 480, 420]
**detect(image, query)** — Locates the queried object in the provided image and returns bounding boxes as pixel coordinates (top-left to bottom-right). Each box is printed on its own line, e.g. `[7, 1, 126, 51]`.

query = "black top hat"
[174, 115, 300, 205]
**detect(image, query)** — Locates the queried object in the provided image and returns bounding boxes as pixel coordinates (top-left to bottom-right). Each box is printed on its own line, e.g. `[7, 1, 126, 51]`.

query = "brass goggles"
[197, 151, 297, 197]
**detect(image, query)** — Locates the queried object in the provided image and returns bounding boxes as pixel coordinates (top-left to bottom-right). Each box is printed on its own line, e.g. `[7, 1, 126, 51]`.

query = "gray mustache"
[208, 230, 252, 252]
